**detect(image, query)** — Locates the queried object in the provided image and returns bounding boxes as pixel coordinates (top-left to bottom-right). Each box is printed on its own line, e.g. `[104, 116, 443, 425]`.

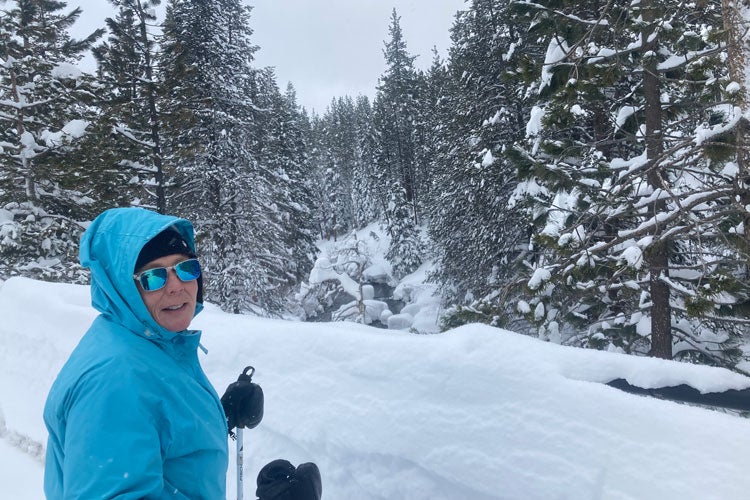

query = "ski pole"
[237, 426, 244, 500]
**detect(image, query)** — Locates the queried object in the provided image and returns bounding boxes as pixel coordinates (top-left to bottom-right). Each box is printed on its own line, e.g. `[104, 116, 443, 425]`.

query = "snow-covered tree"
[414, 47, 448, 212]
[352, 95, 381, 225]
[428, 0, 533, 325]
[0, 0, 103, 282]
[308, 95, 379, 239]
[245, 72, 318, 311]
[373, 9, 422, 224]
[384, 181, 423, 279]
[317, 96, 359, 235]
[159, 0, 264, 312]
[305, 112, 335, 239]
[510, 0, 748, 366]
[92, 0, 168, 212]
[721, 0, 750, 255]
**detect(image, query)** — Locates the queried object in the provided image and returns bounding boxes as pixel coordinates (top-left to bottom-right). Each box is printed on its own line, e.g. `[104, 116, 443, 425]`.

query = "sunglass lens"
[175, 259, 201, 281]
[139, 268, 168, 291]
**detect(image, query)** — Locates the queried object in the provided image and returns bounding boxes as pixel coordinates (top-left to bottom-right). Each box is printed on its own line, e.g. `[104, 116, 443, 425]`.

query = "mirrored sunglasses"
[133, 258, 201, 292]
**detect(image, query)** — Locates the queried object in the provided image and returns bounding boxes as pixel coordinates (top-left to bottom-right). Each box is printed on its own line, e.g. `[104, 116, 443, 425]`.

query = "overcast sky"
[68, 0, 466, 114]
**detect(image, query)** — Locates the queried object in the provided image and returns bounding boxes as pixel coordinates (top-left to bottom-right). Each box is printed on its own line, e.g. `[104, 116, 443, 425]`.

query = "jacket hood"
[80, 207, 203, 340]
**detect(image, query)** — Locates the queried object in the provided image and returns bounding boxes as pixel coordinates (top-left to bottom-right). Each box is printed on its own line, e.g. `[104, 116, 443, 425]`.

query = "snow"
[526, 105, 545, 137]
[658, 48, 716, 72]
[0, 439, 43, 499]
[308, 225, 441, 333]
[614, 105, 638, 132]
[693, 105, 743, 146]
[619, 245, 644, 269]
[308, 256, 362, 298]
[3, 276, 750, 499]
[481, 149, 495, 167]
[391, 261, 441, 333]
[51, 62, 83, 81]
[569, 103, 585, 116]
[528, 266, 552, 290]
[38, 120, 90, 148]
[61, 119, 89, 138]
[540, 38, 569, 93]
[541, 188, 580, 238]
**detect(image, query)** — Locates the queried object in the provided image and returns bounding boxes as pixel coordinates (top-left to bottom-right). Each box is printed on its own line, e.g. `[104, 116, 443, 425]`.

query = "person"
[43, 207, 230, 499]
[44, 206, 319, 499]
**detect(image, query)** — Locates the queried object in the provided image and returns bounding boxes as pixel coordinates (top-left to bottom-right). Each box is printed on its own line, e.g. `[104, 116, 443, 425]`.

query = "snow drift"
[1, 277, 750, 499]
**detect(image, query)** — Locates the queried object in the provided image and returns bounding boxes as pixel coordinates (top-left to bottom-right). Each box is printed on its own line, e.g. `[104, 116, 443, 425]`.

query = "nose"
[164, 268, 185, 293]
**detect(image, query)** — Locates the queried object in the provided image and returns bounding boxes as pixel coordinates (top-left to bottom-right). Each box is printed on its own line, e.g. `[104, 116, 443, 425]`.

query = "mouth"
[163, 303, 187, 312]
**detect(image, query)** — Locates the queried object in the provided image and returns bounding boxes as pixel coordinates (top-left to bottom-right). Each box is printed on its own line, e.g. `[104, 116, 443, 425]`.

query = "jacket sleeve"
[60, 360, 189, 500]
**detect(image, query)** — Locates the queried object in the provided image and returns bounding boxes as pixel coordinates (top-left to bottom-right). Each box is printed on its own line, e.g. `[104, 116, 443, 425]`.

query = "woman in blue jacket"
[43, 207, 228, 499]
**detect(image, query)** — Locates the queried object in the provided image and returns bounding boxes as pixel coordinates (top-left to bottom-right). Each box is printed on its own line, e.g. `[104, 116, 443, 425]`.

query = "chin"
[159, 313, 194, 332]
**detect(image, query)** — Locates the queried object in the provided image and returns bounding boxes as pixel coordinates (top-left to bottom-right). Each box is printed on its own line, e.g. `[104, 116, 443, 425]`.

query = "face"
[136, 254, 198, 332]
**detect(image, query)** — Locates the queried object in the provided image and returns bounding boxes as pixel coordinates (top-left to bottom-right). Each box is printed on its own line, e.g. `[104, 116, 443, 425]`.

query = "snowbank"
[2, 277, 750, 499]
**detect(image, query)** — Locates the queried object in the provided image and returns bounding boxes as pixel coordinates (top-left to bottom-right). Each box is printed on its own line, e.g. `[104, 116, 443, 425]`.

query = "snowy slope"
[2, 277, 750, 499]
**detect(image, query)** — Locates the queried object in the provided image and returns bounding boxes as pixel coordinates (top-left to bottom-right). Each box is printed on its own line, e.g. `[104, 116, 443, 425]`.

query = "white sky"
[3, 224, 750, 498]
[67, 0, 466, 114]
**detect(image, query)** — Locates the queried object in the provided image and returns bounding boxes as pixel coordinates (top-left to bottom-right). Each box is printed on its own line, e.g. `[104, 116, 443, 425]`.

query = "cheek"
[143, 294, 162, 315]
[138, 288, 156, 311]
[187, 280, 199, 300]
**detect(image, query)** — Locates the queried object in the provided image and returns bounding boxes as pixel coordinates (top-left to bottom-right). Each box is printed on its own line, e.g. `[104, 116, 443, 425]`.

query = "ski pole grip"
[221, 365, 264, 437]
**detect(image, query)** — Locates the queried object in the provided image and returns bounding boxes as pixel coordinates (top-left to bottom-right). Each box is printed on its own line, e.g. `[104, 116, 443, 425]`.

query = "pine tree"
[322, 96, 358, 234]
[384, 181, 423, 279]
[280, 84, 318, 286]
[307, 95, 379, 239]
[92, 0, 168, 212]
[247, 72, 318, 311]
[509, 0, 747, 366]
[305, 112, 335, 239]
[352, 95, 380, 226]
[428, 0, 533, 326]
[720, 0, 750, 278]
[159, 0, 262, 312]
[373, 9, 422, 224]
[0, 0, 103, 282]
[415, 48, 449, 211]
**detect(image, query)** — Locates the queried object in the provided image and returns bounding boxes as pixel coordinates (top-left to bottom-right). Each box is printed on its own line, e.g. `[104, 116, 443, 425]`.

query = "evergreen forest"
[3, 0, 750, 371]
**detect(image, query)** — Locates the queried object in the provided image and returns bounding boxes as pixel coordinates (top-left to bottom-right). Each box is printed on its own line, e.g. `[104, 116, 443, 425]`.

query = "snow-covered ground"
[2, 276, 750, 499]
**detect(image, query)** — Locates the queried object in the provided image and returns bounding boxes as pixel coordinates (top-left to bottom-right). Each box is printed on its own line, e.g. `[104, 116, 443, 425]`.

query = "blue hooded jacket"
[43, 207, 228, 499]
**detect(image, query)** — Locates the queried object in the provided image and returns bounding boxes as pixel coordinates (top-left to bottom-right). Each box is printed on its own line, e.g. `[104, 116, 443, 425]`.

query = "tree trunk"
[648, 242, 672, 358]
[9, 66, 36, 202]
[138, 11, 166, 214]
[642, 0, 672, 359]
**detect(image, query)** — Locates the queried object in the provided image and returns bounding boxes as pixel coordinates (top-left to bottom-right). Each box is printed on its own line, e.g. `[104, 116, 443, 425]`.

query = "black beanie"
[135, 228, 196, 272]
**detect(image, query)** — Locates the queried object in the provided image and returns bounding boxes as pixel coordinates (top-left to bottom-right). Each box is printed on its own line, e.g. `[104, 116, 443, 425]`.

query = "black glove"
[221, 366, 264, 438]
[256, 459, 322, 500]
